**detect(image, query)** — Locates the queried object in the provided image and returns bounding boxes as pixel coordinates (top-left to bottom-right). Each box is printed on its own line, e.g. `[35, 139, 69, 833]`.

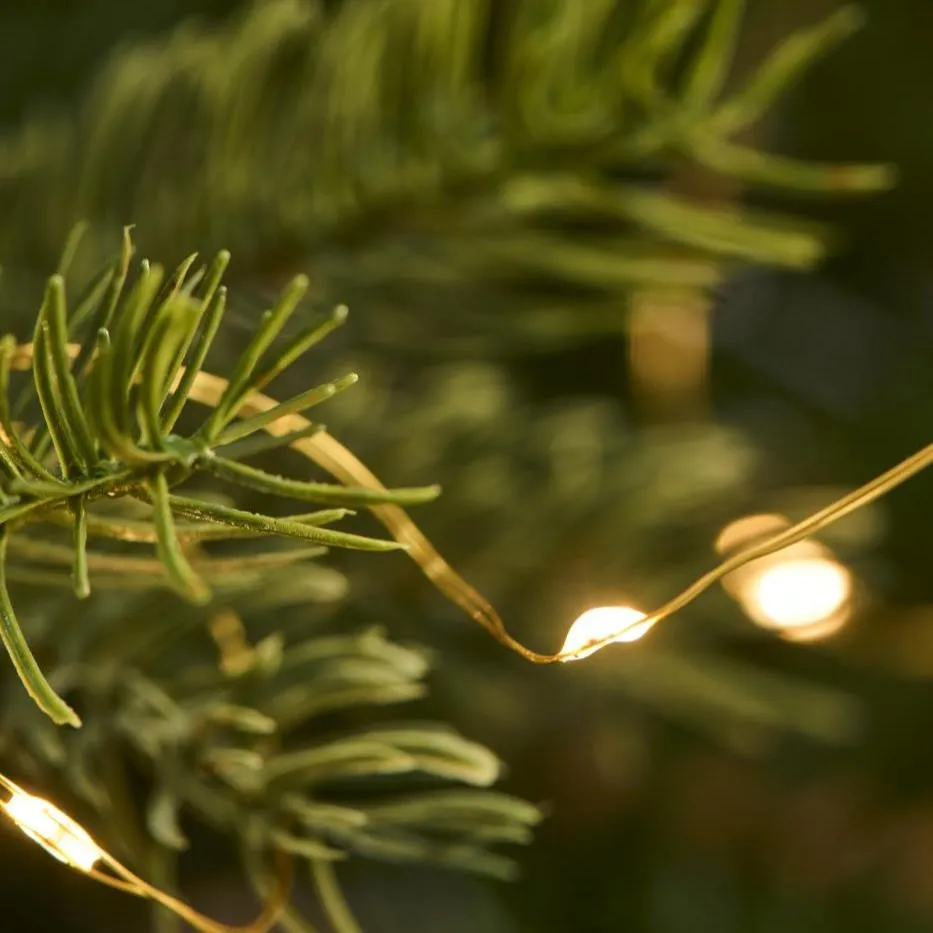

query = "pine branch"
[0, 234, 439, 722]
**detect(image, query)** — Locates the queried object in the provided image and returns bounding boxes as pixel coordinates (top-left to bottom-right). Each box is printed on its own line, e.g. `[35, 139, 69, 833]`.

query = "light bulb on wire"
[1, 789, 102, 872]
[746, 557, 851, 631]
[0, 772, 291, 933]
[560, 606, 653, 661]
[716, 514, 854, 641]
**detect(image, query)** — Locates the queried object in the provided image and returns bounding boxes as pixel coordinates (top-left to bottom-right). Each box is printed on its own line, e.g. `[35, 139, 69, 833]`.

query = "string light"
[1, 787, 102, 872]
[716, 514, 853, 641]
[0, 772, 291, 933]
[560, 606, 653, 661]
[746, 558, 851, 631]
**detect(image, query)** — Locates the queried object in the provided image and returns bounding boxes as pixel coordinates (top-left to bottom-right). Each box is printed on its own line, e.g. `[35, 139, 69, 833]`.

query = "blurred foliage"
[0, 0, 891, 353]
[0, 577, 542, 929]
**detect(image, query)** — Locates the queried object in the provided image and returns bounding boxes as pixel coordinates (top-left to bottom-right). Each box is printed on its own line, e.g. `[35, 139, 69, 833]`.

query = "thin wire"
[11, 342, 933, 663]
[98, 847, 293, 933]
[242, 842, 324, 933]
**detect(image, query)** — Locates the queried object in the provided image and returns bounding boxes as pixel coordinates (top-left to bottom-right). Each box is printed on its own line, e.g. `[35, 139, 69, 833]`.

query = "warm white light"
[2, 792, 102, 872]
[560, 606, 653, 661]
[745, 558, 851, 631]
[716, 513, 855, 642]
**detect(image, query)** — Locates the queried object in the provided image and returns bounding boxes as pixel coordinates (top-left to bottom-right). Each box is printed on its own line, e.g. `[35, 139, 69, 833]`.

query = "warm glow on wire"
[2, 790, 102, 872]
[716, 514, 854, 643]
[560, 606, 653, 661]
[0, 771, 290, 933]
[746, 558, 851, 631]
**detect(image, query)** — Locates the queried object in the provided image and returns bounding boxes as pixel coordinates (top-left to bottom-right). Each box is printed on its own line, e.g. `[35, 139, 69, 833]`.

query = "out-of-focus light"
[715, 514, 855, 643]
[746, 558, 852, 631]
[1, 791, 102, 872]
[560, 606, 653, 661]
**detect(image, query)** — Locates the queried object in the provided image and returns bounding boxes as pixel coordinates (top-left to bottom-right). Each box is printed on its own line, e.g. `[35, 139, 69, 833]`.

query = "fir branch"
[0, 236, 435, 720]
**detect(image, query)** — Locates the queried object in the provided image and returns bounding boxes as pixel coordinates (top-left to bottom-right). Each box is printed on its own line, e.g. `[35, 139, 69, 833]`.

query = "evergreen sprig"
[0, 231, 440, 725]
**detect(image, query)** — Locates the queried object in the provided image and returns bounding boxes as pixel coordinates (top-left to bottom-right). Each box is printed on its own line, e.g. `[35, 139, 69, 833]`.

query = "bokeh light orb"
[746, 558, 851, 631]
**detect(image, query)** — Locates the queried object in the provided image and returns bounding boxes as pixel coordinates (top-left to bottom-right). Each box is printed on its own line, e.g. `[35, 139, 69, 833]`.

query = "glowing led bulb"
[560, 606, 653, 661]
[746, 558, 851, 631]
[2, 791, 102, 872]
[715, 514, 855, 642]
